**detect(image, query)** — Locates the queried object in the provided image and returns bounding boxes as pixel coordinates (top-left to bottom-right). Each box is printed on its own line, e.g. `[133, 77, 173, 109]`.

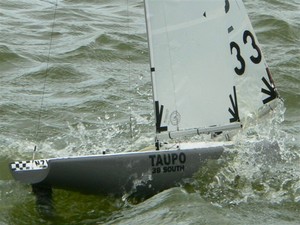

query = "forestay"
[144, 0, 278, 140]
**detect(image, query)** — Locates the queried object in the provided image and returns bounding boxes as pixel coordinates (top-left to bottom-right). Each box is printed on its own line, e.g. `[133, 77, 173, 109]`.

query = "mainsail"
[144, 0, 278, 139]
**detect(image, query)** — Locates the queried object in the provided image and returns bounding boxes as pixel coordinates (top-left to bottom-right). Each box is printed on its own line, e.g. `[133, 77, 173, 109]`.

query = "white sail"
[144, 0, 278, 139]
[225, 0, 279, 119]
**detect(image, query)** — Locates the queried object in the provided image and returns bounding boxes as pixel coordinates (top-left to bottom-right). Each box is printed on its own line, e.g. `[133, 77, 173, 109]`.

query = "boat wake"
[188, 101, 300, 205]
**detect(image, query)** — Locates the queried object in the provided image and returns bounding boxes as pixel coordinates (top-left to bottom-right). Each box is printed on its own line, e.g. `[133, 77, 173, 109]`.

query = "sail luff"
[144, 0, 160, 134]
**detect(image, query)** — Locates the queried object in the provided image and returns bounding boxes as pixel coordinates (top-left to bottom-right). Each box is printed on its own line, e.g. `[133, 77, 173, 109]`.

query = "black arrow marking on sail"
[155, 101, 168, 133]
[228, 86, 240, 123]
[225, 0, 230, 13]
[228, 26, 234, 34]
[261, 77, 278, 104]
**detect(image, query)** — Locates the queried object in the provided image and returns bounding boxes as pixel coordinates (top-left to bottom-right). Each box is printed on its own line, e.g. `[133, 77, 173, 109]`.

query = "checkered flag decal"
[10, 160, 48, 171]
[11, 161, 32, 171]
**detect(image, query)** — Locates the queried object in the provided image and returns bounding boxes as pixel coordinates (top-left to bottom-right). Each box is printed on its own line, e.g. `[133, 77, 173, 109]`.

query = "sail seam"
[161, 1, 179, 131]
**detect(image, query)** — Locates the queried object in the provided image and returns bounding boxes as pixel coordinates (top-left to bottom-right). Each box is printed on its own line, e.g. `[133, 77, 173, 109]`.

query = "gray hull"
[10, 144, 224, 196]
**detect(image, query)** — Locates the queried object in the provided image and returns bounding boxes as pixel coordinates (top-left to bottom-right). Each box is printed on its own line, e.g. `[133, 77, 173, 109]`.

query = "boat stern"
[9, 159, 50, 184]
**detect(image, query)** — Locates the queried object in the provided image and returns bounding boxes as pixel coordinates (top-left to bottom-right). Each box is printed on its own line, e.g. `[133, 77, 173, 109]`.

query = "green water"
[0, 0, 299, 224]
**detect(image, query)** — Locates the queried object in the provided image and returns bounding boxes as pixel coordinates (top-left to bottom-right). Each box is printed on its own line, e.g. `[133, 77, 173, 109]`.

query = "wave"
[59, 32, 148, 64]
[0, 45, 32, 72]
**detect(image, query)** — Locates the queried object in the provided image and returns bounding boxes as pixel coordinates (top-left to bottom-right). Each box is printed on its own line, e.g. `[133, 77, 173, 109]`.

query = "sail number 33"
[230, 30, 262, 75]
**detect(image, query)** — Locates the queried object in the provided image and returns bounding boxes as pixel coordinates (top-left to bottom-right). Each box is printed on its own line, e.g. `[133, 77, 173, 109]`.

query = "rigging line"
[33, 0, 59, 159]
[126, 0, 134, 142]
